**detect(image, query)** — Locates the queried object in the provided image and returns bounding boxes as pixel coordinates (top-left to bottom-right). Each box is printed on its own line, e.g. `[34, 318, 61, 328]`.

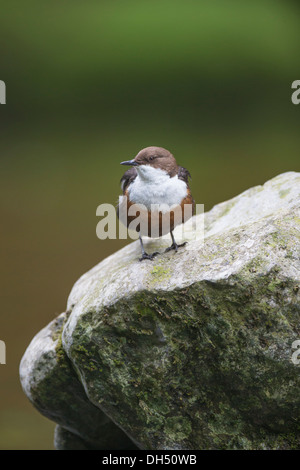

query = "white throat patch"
[128, 165, 188, 210]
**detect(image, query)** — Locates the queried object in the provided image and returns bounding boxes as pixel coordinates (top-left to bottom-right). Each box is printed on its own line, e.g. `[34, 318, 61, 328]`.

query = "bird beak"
[120, 159, 138, 166]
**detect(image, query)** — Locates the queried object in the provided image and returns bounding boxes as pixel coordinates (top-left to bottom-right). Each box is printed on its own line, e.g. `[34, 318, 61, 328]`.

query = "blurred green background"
[0, 0, 299, 449]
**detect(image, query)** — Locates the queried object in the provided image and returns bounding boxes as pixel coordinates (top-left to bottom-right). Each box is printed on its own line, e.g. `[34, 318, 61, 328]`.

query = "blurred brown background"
[0, 0, 300, 449]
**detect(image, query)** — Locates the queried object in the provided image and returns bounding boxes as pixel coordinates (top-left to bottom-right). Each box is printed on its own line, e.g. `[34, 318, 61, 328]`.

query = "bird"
[117, 146, 195, 261]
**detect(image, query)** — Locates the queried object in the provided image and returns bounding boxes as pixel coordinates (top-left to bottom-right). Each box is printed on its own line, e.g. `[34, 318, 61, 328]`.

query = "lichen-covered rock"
[21, 172, 300, 449]
[19, 312, 138, 449]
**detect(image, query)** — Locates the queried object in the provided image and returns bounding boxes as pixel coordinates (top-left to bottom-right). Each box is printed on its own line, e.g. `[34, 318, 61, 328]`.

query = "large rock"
[19, 312, 138, 449]
[20, 172, 300, 450]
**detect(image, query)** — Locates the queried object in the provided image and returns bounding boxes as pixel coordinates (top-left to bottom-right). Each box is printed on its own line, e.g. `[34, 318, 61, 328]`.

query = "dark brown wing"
[120, 167, 138, 194]
[178, 166, 192, 185]
[117, 167, 138, 220]
[178, 166, 195, 215]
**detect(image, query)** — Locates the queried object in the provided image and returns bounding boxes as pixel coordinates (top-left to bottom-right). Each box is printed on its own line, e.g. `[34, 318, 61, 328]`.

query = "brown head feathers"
[121, 146, 179, 177]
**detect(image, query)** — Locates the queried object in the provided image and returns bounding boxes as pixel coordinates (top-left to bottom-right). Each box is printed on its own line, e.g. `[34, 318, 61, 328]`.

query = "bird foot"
[164, 241, 187, 253]
[139, 251, 160, 262]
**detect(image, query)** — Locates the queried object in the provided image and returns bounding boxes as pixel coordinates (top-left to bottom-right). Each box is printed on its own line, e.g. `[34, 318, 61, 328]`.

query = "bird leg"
[164, 231, 187, 253]
[139, 235, 159, 261]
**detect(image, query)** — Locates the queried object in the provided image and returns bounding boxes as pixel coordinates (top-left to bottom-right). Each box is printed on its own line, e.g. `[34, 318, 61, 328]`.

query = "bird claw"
[164, 241, 187, 253]
[139, 251, 160, 261]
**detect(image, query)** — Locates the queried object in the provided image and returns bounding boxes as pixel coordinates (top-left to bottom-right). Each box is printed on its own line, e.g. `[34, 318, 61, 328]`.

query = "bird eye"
[149, 155, 155, 161]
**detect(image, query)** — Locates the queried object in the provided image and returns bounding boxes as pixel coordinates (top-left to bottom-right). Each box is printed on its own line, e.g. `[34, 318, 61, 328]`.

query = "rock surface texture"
[20, 172, 300, 450]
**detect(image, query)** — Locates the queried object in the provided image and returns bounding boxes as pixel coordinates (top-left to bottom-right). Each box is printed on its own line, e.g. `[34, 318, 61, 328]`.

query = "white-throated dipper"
[118, 146, 195, 261]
